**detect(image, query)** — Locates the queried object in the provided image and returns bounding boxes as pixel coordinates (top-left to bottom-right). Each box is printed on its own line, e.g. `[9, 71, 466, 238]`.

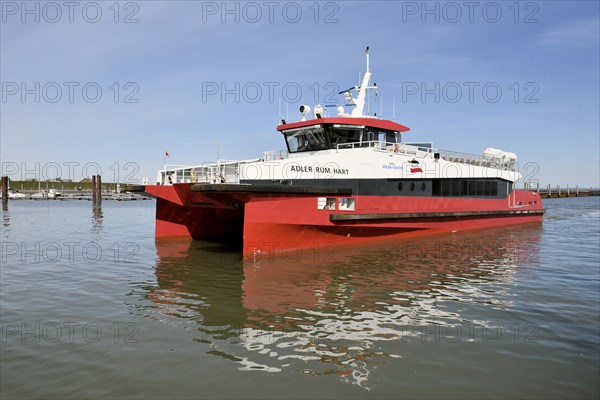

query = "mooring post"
[567, 184, 570, 197]
[576, 185, 579, 196]
[2, 176, 8, 206]
[92, 175, 97, 202]
[93, 175, 102, 204]
[557, 185, 561, 197]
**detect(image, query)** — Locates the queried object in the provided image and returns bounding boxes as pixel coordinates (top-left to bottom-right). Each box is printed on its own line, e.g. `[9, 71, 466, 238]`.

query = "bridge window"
[328, 125, 364, 148]
[283, 125, 329, 153]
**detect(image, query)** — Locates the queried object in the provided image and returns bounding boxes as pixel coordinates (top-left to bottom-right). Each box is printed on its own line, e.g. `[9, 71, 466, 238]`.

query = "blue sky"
[1, 0, 599, 187]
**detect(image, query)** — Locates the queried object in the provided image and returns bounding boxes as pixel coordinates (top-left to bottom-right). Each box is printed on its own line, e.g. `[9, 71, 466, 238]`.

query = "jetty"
[524, 183, 599, 199]
[1, 176, 151, 201]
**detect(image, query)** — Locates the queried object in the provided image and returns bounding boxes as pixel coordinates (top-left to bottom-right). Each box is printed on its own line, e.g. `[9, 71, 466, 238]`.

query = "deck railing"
[337, 140, 433, 156]
[336, 141, 516, 171]
[262, 150, 289, 161]
[438, 150, 516, 171]
[159, 141, 516, 185]
[160, 160, 251, 185]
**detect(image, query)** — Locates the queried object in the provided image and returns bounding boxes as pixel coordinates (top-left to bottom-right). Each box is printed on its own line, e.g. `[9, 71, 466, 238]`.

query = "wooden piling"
[93, 175, 102, 203]
[2, 176, 8, 206]
[98, 175, 102, 201]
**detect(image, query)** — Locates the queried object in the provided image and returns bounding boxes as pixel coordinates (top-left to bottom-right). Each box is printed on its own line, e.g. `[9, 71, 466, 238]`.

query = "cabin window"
[283, 125, 329, 153]
[491, 183, 498, 196]
[386, 131, 397, 144]
[318, 197, 336, 210]
[461, 180, 469, 196]
[433, 179, 500, 197]
[339, 198, 356, 211]
[328, 125, 364, 148]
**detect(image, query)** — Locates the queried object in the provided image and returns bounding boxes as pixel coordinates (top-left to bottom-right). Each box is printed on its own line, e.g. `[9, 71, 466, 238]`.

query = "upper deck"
[156, 48, 520, 186]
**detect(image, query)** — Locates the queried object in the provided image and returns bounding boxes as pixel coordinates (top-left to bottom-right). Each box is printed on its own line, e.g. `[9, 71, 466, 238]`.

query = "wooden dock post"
[92, 176, 96, 203]
[92, 175, 102, 203]
[567, 184, 570, 197]
[576, 185, 579, 196]
[2, 176, 8, 207]
[96, 175, 102, 203]
[557, 185, 561, 197]
[547, 184, 551, 197]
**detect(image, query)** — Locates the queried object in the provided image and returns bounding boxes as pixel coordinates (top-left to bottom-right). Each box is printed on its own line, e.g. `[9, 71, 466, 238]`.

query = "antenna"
[350, 47, 373, 117]
[380, 96, 383, 119]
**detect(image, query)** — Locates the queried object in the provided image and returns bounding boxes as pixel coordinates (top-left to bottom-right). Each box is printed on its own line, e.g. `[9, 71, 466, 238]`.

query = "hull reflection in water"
[146, 225, 541, 387]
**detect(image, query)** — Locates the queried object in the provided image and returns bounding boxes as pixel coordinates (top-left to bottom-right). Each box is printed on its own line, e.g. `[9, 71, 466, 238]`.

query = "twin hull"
[145, 181, 544, 257]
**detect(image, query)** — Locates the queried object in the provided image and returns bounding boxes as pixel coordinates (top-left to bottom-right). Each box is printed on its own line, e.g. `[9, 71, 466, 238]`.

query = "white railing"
[156, 142, 516, 185]
[336, 141, 434, 158]
[336, 141, 516, 171]
[159, 160, 248, 185]
[262, 150, 289, 161]
[438, 150, 516, 171]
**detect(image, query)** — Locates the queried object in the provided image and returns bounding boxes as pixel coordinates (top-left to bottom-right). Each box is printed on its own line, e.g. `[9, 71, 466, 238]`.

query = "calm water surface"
[1, 197, 599, 399]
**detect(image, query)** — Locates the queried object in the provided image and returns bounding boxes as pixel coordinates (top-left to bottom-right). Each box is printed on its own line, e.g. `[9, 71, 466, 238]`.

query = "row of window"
[393, 179, 508, 197]
[398, 181, 426, 192]
[317, 197, 356, 210]
[432, 180, 502, 197]
[283, 126, 400, 153]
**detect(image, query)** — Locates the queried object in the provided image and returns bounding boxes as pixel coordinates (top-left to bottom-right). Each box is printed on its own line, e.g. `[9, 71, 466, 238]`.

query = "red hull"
[145, 184, 543, 256]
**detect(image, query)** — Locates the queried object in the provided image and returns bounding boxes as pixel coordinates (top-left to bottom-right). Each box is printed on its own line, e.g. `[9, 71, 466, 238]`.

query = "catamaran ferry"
[144, 49, 544, 256]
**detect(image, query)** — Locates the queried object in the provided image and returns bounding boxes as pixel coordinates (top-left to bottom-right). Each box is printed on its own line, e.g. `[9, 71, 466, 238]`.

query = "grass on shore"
[7, 180, 127, 191]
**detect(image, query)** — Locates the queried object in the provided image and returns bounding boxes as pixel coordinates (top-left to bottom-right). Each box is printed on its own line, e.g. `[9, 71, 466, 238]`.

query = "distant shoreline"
[4, 180, 133, 192]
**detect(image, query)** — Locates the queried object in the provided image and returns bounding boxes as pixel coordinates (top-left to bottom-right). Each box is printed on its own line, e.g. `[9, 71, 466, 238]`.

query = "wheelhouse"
[278, 118, 410, 154]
